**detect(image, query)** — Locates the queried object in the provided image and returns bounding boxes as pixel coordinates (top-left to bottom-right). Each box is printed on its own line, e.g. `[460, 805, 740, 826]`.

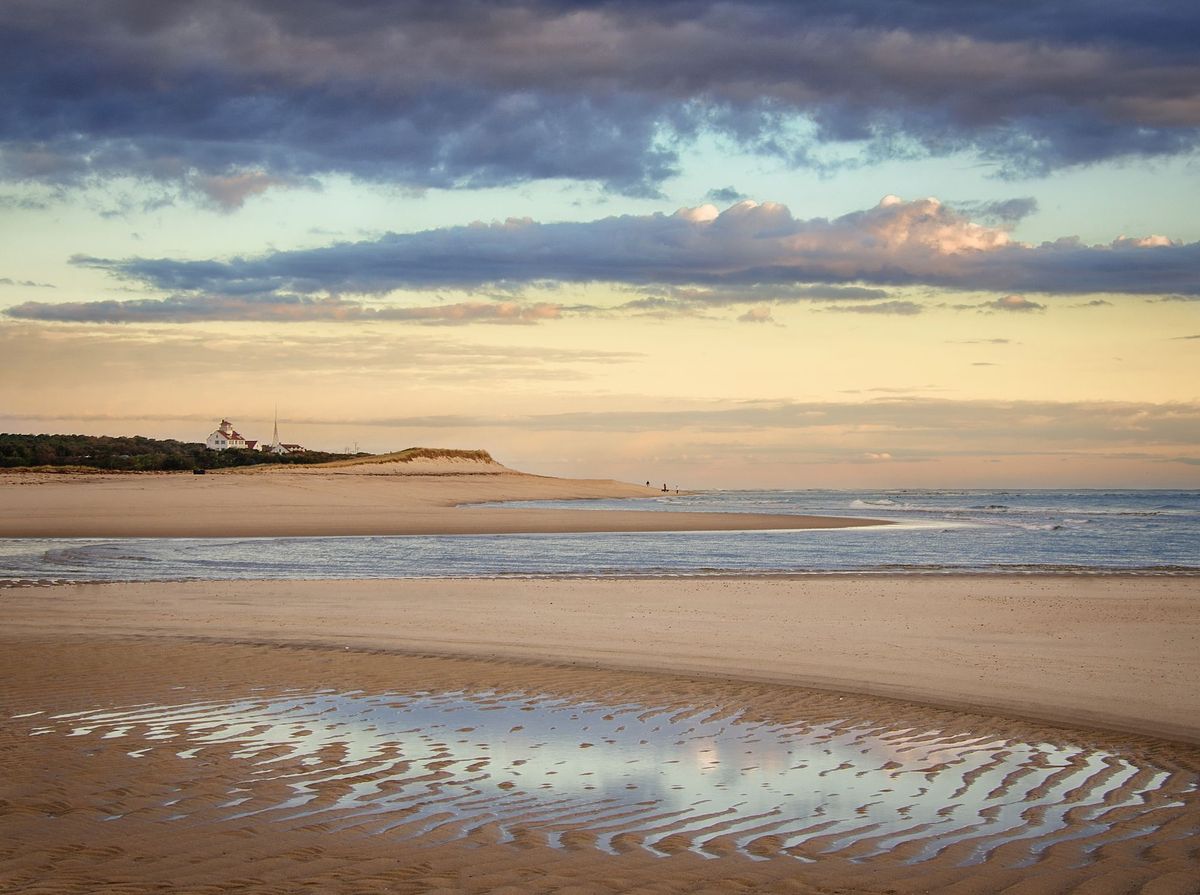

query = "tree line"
[0, 433, 362, 471]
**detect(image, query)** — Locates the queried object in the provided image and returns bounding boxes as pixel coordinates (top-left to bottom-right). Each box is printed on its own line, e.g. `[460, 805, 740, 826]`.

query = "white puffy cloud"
[1112, 234, 1175, 249]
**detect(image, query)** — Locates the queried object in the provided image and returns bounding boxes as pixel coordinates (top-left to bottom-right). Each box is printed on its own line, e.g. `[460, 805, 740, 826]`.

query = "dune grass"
[308, 448, 500, 469]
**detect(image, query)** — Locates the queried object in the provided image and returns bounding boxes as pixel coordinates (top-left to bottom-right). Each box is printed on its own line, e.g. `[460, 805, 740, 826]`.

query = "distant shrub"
[0, 433, 360, 471]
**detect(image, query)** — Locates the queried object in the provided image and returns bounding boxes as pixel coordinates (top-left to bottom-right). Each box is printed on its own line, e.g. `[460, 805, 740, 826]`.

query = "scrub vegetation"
[0, 433, 362, 471]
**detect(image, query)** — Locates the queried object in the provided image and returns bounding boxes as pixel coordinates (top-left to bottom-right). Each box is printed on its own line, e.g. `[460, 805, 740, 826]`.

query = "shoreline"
[5, 574, 1197, 745]
[0, 469, 887, 537]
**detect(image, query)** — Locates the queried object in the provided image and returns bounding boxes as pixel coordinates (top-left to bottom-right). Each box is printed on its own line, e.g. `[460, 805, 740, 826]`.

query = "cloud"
[190, 171, 305, 211]
[706, 186, 748, 204]
[613, 282, 893, 317]
[380, 301, 562, 325]
[484, 398, 1200, 451]
[986, 294, 1045, 312]
[50, 195, 1198, 298]
[737, 306, 774, 324]
[1112, 234, 1176, 249]
[1, 2, 1198, 202]
[827, 300, 924, 315]
[12, 194, 1196, 324]
[0, 277, 53, 288]
[0, 322, 639, 390]
[5, 294, 564, 325]
[952, 197, 1040, 226]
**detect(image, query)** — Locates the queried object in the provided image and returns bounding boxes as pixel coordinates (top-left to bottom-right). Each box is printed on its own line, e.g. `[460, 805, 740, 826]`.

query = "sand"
[2, 461, 1198, 891]
[5, 576, 1198, 745]
[0, 464, 882, 537]
[2, 636, 1198, 894]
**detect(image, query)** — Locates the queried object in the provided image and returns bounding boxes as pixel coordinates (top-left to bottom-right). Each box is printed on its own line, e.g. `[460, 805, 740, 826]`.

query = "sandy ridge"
[0, 465, 885, 537]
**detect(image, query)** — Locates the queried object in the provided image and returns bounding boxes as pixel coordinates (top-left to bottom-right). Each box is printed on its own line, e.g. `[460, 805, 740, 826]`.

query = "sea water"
[1, 489, 1196, 582]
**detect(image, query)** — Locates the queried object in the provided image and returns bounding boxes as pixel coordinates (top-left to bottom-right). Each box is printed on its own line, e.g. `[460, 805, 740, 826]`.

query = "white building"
[263, 411, 304, 454]
[205, 419, 257, 451]
[265, 442, 305, 455]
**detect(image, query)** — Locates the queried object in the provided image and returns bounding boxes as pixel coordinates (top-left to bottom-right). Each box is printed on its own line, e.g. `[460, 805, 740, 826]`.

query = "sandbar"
[0, 466, 883, 537]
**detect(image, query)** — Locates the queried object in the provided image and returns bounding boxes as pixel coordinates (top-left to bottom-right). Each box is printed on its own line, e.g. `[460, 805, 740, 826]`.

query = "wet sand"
[0, 468, 883, 537]
[5, 576, 1198, 744]
[2, 638, 1197, 894]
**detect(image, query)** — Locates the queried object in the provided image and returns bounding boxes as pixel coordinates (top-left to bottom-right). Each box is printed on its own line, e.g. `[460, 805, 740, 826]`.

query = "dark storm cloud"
[28, 199, 1195, 318]
[1, 1, 1198, 201]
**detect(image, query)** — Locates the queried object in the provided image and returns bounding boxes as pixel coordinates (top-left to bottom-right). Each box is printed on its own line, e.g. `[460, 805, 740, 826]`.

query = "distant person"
[662, 483, 668, 492]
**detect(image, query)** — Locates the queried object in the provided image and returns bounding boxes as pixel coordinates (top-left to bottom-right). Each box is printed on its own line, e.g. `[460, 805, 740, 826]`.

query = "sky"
[1, 0, 1197, 488]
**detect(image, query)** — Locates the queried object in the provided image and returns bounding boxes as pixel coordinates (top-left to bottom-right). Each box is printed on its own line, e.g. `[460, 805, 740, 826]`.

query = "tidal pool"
[27, 688, 1198, 866]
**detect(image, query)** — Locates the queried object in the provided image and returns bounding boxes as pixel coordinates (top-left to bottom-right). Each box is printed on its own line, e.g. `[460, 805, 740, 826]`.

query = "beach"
[5, 576, 1198, 745]
[0, 464, 882, 537]
[2, 464, 1198, 893]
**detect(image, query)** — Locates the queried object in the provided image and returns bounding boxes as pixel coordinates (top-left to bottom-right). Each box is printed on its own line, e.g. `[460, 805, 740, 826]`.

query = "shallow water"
[23, 687, 1199, 866]
[1, 489, 1195, 581]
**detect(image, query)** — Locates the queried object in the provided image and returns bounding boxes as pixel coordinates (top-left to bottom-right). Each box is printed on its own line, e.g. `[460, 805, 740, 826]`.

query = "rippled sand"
[2, 639, 1198, 894]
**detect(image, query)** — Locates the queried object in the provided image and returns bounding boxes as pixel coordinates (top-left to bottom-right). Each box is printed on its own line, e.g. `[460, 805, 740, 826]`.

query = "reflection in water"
[29, 689, 1198, 866]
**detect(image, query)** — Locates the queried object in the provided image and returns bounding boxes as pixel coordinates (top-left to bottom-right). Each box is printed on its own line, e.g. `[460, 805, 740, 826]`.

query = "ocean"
[1, 489, 1196, 582]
